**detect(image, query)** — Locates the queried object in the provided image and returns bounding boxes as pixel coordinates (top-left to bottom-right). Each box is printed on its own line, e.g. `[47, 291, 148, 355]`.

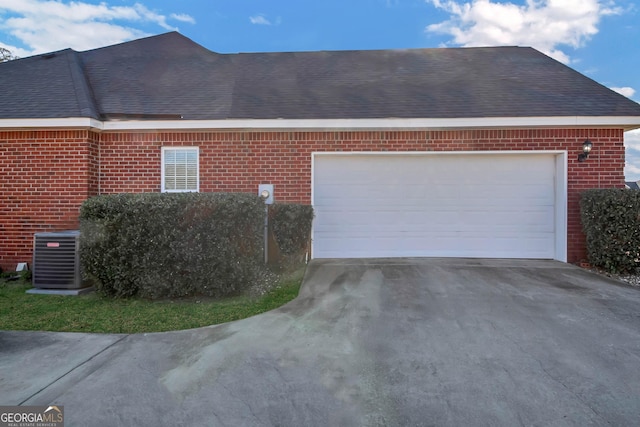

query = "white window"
[161, 147, 199, 192]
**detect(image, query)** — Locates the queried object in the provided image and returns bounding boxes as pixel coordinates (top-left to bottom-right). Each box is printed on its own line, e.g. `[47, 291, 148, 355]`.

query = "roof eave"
[0, 117, 102, 130]
[0, 116, 639, 132]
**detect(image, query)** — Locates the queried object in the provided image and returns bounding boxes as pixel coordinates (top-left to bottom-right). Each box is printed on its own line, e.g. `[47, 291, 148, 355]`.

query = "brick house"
[1, 32, 640, 270]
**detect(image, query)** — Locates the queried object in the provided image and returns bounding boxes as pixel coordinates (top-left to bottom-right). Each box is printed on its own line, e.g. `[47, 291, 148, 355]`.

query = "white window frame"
[161, 147, 200, 193]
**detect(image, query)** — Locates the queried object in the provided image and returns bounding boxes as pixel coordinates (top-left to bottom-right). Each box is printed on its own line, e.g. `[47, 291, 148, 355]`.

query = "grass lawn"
[0, 269, 304, 334]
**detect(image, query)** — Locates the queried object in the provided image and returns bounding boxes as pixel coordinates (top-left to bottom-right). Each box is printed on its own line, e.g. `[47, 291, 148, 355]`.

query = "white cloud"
[625, 129, 640, 180]
[611, 86, 636, 98]
[171, 13, 196, 24]
[425, 0, 621, 63]
[625, 162, 640, 181]
[0, 0, 194, 55]
[249, 14, 271, 25]
[625, 129, 640, 152]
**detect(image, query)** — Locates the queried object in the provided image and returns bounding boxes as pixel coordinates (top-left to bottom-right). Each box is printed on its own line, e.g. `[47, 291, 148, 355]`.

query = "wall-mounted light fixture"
[578, 140, 593, 162]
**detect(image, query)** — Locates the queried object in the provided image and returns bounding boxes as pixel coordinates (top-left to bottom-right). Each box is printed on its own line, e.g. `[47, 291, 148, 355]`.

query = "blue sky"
[1, 0, 639, 179]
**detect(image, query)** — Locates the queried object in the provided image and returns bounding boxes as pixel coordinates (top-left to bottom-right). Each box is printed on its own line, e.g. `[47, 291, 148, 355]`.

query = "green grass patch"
[0, 269, 304, 334]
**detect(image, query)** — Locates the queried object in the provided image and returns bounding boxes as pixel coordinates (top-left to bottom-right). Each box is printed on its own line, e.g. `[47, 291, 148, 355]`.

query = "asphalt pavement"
[2, 258, 640, 426]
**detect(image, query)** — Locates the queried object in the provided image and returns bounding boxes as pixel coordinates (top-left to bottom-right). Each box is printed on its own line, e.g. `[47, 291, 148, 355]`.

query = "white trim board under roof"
[1, 116, 640, 132]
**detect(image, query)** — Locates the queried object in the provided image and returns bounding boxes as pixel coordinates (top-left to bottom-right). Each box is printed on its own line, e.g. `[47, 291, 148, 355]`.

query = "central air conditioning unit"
[33, 230, 87, 289]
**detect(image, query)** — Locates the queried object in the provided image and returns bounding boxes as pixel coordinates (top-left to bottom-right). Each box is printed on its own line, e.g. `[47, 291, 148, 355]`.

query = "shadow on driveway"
[1, 259, 640, 426]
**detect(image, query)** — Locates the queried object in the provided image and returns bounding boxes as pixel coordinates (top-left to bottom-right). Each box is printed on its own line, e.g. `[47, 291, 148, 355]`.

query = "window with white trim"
[161, 147, 199, 192]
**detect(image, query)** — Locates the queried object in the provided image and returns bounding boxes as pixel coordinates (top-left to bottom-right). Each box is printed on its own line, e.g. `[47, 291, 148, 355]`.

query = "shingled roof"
[1, 31, 640, 122]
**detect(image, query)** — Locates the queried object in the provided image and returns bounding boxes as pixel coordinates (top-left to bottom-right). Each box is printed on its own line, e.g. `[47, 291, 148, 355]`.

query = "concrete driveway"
[2, 258, 640, 426]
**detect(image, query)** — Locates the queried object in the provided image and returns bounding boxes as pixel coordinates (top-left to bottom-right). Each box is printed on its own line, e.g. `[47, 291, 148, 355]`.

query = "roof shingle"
[1, 31, 639, 121]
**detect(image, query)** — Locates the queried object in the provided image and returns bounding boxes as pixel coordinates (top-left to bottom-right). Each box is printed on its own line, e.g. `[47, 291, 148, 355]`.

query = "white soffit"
[0, 116, 640, 131]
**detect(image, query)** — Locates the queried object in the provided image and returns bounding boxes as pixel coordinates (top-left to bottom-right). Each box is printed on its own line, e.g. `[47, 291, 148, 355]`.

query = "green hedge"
[580, 189, 640, 273]
[80, 193, 266, 299]
[270, 204, 314, 256]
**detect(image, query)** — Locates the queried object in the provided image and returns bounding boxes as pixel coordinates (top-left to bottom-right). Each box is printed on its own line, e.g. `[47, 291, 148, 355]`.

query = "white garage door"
[312, 152, 566, 260]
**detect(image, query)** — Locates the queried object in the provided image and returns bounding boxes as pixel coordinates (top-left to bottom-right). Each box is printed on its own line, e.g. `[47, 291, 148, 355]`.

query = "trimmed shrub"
[580, 189, 640, 273]
[270, 204, 314, 256]
[80, 193, 266, 299]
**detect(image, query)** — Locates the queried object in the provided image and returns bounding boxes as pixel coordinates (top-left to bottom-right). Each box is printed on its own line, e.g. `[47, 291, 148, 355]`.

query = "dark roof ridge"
[0, 47, 75, 64]
[230, 44, 528, 56]
[78, 31, 206, 54]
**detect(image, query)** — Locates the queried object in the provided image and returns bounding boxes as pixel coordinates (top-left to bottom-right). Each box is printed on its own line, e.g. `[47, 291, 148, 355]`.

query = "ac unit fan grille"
[33, 231, 83, 289]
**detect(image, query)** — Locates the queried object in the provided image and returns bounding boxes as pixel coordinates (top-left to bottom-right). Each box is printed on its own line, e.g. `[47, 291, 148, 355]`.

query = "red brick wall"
[98, 133, 162, 193]
[88, 133, 100, 196]
[0, 130, 98, 270]
[0, 127, 625, 270]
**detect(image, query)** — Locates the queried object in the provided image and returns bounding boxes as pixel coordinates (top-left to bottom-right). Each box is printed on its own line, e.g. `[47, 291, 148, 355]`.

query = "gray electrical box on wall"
[258, 184, 274, 204]
[32, 230, 87, 290]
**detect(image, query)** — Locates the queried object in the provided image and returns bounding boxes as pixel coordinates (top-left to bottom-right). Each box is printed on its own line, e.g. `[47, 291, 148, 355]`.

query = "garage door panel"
[317, 207, 554, 230]
[317, 188, 555, 207]
[313, 153, 559, 259]
[314, 237, 555, 259]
